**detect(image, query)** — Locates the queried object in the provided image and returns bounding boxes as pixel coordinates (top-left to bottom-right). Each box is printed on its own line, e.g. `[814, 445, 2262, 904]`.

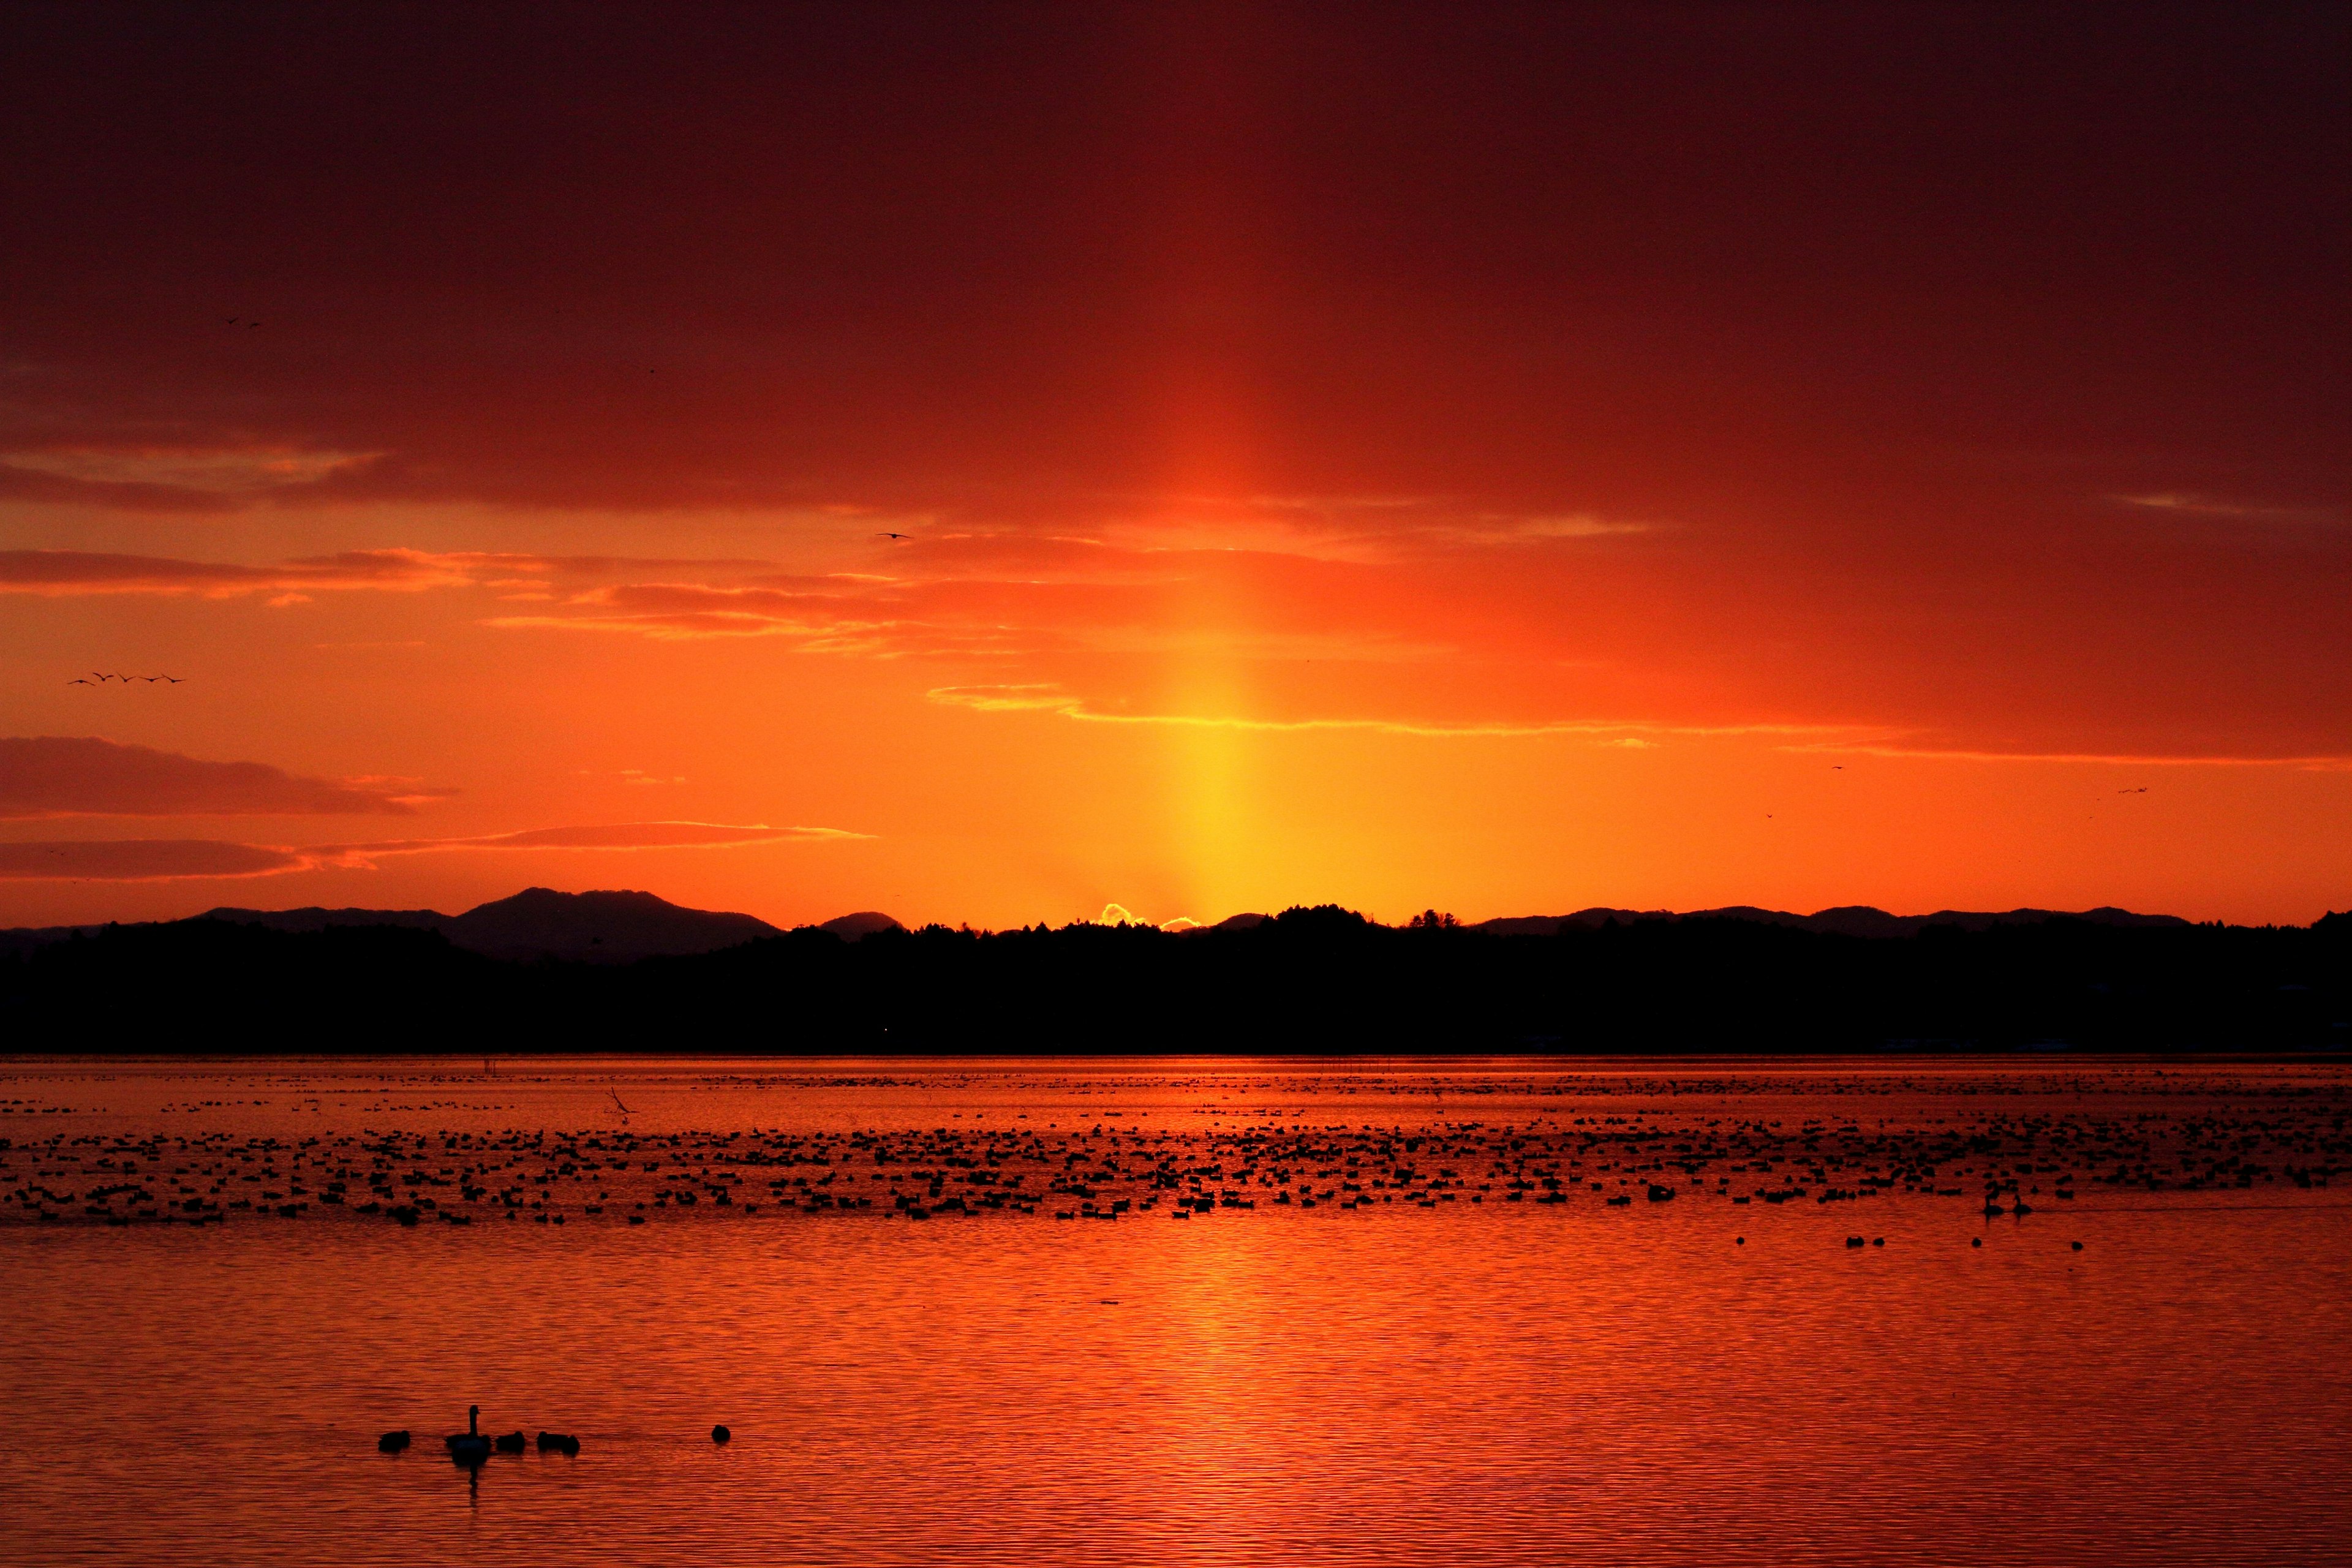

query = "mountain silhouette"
[440, 888, 781, 961]
[1469, 905, 2193, 939]
[819, 911, 905, 941]
[197, 886, 781, 962]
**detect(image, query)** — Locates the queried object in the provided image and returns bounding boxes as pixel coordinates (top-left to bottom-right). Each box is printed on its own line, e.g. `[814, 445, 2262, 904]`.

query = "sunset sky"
[1, 2, 2345, 930]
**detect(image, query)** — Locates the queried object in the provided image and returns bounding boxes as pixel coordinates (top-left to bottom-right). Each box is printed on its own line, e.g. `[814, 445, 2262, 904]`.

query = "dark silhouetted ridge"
[440, 888, 780, 962]
[201, 904, 448, 934]
[1468, 905, 2196, 939]
[0, 894, 2340, 1054]
[819, 911, 905, 941]
[195, 887, 782, 963]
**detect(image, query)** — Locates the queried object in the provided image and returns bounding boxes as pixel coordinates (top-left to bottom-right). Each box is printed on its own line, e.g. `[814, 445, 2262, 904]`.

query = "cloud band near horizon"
[0, 823, 867, 881]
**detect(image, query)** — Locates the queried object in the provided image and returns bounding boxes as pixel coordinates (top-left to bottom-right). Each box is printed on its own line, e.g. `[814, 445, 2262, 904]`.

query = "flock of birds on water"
[4, 1072, 2340, 1243]
[371, 1406, 734, 1466]
[2, 1068, 2341, 1477]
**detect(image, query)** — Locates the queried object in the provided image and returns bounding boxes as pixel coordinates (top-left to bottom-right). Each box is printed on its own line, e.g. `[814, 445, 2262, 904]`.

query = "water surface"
[2, 1057, 2345, 1566]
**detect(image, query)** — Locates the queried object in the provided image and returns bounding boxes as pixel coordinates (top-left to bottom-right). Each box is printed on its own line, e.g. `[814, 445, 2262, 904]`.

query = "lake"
[2, 1057, 2345, 1566]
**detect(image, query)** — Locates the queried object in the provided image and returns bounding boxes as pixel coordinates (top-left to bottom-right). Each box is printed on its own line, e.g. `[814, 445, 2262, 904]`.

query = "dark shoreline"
[6, 907, 2343, 1054]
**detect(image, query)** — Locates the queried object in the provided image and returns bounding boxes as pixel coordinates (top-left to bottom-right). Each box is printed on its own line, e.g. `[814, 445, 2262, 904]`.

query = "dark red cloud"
[0, 737, 431, 818]
[0, 548, 466, 597]
[0, 462, 243, 514]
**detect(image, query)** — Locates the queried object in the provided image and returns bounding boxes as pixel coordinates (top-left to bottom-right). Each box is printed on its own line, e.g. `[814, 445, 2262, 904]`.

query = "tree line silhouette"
[4, 905, 2344, 1053]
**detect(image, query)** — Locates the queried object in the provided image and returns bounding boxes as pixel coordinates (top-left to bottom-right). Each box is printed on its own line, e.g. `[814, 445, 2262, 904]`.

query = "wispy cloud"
[0, 548, 780, 600]
[0, 736, 442, 818]
[2109, 492, 2343, 527]
[310, 821, 869, 865]
[1084, 494, 1656, 563]
[488, 536, 1490, 665]
[0, 522, 1607, 674]
[0, 447, 383, 514]
[484, 579, 905, 647]
[925, 685, 1847, 742]
[1784, 741, 2352, 770]
[0, 839, 308, 881]
[0, 821, 868, 881]
[0, 548, 472, 598]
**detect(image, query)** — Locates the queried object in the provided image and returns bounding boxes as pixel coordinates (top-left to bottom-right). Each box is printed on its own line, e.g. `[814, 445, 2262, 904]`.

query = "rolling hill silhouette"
[1467, 905, 2193, 939]
[818, 911, 907, 941]
[198, 887, 782, 962]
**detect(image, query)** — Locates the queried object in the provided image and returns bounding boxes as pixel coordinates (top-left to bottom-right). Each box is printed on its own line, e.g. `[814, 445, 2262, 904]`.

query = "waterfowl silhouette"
[711, 1424, 731, 1444]
[445, 1405, 492, 1464]
[494, 1430, 527, 1453]
[377, 1429, 412, 1453]
[536, 1430, 581, 1455]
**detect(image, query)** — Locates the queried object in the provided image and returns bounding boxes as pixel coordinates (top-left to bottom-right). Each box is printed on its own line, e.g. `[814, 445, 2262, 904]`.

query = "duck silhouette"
[445, 1404, 492, 1464]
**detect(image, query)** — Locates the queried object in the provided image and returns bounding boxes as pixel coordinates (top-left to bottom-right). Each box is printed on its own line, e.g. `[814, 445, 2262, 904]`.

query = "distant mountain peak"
[443, 886, 779, 960]
[818, 911, 905, 940]
[463, 886, 688, 918]
[170, 886, 780, 962]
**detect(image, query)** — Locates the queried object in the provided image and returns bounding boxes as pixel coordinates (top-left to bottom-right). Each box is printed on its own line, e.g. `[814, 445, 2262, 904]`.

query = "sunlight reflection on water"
[1, 1058, 2345, 1566]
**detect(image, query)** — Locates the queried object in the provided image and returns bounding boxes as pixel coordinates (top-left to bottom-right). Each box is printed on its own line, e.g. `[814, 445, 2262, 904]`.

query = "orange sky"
[2, 4, 2346, 929]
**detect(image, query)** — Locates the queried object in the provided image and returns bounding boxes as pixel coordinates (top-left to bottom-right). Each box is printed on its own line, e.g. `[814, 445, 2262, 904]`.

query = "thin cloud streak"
[0, 821, 869, 882]
[311, 821, 870, 862]
[924, 685, 1856, 742]
[2110, 492, 2343, 526]
[0, 548, 787, 599]
[0, 446, 385, 513]
[0, 548, 470, 597]
[0, 839, 306, 881]
[1789, 741, 2352, 771]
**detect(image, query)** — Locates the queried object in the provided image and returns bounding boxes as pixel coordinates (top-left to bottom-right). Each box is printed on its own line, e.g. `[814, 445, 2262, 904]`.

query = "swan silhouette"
[445, 1404, 492, 1464]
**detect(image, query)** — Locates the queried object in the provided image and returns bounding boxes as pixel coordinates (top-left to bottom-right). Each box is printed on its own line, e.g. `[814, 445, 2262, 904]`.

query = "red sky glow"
[1, 2, 2344, 928]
